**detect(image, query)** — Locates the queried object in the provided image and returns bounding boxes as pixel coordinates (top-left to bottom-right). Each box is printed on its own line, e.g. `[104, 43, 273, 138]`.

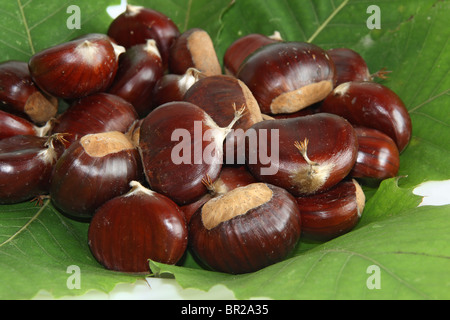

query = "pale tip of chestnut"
[333, 82, 351, 96]
[126, 180, 155, 197]
[291, 138, 335, 194]
[143, 39, 161, 59]
[201, 182, 272, 230]
[353, 179, 366, 218]
[270, 79, 333, 114]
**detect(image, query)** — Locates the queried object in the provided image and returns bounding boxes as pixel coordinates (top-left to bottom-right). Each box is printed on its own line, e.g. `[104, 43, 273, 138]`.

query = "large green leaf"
[0, 0, 449, 299]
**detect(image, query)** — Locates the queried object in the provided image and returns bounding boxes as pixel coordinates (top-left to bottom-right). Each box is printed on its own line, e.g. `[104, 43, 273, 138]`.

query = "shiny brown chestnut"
[296, 179, 365, 241]
[224, 31, 283, 76]
[237, 41, 336, 114]
[327, 48, 391, 86]
[28, 34, 125, 99]
[108, 39, 164, 118]
[152, 68, 204, 108]
[181, 165, 257, 223]
[51, 93, 138, 147]
[0, 134, 63, 204]
[183, 74, 264, 164]
[189, 182, 302, 274]
[0, 60, 57, 124]
[50, 131, 144, 221]
[88, 180, 188, 273]
[320, 81, 412, 152]
[169, 28, 222, 76]
[107, 5, 180, 68]
[245, 113, 358, 196]
[0, 110, 53, 140]
[139, 101, 244, 205]
[350, 127, 400, 180]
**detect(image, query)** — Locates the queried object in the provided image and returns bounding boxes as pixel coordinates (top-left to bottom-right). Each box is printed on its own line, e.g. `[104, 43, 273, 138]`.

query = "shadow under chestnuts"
[0, 5, 412, 275]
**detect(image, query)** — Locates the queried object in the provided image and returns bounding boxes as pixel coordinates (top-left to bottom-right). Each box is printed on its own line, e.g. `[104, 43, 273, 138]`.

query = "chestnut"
[296, 179, 365, 241]
[320, 81, 412, 152]
[152, 68, 204, 108]
[0, 60, 57, 124]
[88, 180, 188, 273]
[107, 39, 164, 118]
[181, 165, 257, 223]
[50, 131, 144, 221]
[189, 182, 302, 274]
[139, 101, 244, 205]
[28, 33, 125, 99]
[0, 134, 63, 204]
[0, 110, 53, 140]
[169, 28, 222, 76]
[183, 74, 264, 164]
[237, 41, 336, 114]
[223, 31, 283, 76]
[350, 127, 400, 180]
[327, 48, 391, 86]
[245, 113, 358, 196]
[51, 93, 138, 147]
[107, 5, 180, 68]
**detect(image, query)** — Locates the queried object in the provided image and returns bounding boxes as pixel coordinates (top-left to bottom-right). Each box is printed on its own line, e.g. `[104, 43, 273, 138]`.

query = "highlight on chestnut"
[0, 4, 412, 276]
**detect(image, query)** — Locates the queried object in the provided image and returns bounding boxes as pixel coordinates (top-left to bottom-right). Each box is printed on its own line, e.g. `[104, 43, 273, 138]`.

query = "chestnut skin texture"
[350, 127, 400, 180]
[51, 93, 138, 147]
[189, 183, 301, 274]
[107, 5, 180, 68]
[139, 102, 225, 205]
[320, 81, 412, 153]
[296, 179, 363, 241]
[0, 135, 59, 204]
[0, 60, 57, 124]
[50, 134, 143, 221]
[29, 34, 122, 99]
[0, 110, 37, 139]
[327, 48, 372, 86]
[88, 182, 188, 273]
[237, 41, 336, 114]
[108, 40, 164, 118]
[246, 113, 358, 196]
[224, 32, 282, 76]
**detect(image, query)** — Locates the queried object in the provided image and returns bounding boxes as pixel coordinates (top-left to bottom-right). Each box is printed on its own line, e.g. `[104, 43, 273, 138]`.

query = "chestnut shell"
[320, 81, 412, 152]
[88, 182, 188, 273]
[189, 183, 301, 274]
[237, 41, 336, 114]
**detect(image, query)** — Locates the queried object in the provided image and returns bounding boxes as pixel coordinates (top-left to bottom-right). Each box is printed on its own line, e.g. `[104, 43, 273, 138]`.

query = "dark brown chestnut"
[152, 67, 204, 108]
[107, 5, 180, 68]
[139, 101, 244, 205]
[28, 34, 124, 99]
[107, 39, 164, 118]
[51, 93, 138, 147]
[0, 60, 57, 124]
[350, 126, 400, 180]
[224, 31, 283, 76]
[0, 134, 63, 204]
[320, 81, 412, 152]
[169, 28, 222, 76]
[88, 180, 188, 273]
[50, 131, 144, 221]
[296, 179, 365, 241]
[237, 41, 336, 114]
[183, 74, 264, 164]
[327, 48, 391, 86]
[0, 110, 53, 140]
[189, 182, 302, 274]
[245, 113, 358, 196]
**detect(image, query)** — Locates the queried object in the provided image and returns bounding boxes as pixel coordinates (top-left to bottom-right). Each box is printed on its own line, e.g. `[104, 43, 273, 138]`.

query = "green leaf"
[0, 0, 449, 299]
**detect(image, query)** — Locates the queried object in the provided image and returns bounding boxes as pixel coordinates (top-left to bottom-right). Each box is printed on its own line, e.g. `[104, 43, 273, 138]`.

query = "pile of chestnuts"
[0, 5, 412, 275]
